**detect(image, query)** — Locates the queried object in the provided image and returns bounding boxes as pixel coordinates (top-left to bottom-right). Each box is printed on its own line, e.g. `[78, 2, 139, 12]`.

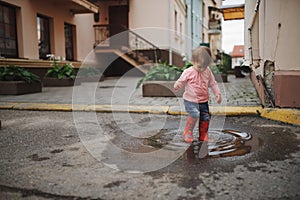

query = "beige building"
[0, 0, 222, 77]
[244, 0, 300, 108]
[0, 0, 190, 75]
[0, 0, 98, 66]
[202, 0, 222, 61]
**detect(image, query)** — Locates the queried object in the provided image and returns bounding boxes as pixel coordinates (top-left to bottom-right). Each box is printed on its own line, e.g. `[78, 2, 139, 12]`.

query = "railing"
[93, 24, 110, 47]
[127, 28, 161, 63]
[93, 24, 161, 63]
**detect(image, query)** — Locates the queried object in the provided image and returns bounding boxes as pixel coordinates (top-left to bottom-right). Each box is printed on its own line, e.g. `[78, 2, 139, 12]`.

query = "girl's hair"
[191, 46, 212, 68]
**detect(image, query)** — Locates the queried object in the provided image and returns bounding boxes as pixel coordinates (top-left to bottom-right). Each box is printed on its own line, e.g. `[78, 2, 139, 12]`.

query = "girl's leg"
[183, 100, 199, 143]
[183, 115, 197, 143]
[198, 102, 210, 142]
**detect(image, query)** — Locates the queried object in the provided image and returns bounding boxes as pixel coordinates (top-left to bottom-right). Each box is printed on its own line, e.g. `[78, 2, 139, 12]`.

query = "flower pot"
[142, 81, 184, 97]
[43, 77, 80, 87]
[0, 81, 42, 95]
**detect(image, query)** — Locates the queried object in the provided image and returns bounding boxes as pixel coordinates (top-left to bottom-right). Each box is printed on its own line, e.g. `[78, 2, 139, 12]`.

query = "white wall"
[129, 0, 187, 56]
[245, 0, 300, 74]
[74, 14, 95, 61]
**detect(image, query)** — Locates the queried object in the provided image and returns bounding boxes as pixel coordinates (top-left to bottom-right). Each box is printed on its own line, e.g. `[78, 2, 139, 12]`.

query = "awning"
[55, 0, 99, 14]
[219, 4, 244, 21]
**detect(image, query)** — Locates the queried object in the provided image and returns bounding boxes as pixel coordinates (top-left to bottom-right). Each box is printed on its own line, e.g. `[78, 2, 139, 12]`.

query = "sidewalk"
[0, 74, 299, 125]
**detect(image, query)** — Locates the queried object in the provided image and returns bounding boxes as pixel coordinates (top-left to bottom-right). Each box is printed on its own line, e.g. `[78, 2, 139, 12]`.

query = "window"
[37, 14, 51, 59]
[64, 23, 75, 61]
[0, 3, 18, 58]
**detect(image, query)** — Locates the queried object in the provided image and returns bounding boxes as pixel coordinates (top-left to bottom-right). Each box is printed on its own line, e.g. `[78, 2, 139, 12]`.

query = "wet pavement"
[0, 110, 299, 199]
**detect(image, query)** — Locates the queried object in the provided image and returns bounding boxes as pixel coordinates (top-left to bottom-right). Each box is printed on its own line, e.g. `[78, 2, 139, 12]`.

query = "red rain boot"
[198, 120, 209, 142]
[183, 116, 197, 143]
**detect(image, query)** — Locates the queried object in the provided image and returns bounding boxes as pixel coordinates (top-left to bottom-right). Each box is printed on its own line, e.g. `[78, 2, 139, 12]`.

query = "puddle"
[186, 130, 259, 159]
[142, 129, 262, 159]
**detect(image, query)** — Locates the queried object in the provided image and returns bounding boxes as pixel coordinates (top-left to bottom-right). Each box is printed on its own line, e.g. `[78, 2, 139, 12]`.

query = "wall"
[2, 0, 95, 61]
[186, 0, 202, 60]
[94, 0, 127, 25]
[74, 14, 94, 61]
[129, 0, 187, 61]
[245, 0, 300, 108]
[202, 0, 222, 61]
[231, 57, 243, 69]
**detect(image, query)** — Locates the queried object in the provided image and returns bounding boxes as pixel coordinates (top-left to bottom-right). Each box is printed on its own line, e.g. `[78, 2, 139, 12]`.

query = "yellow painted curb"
[0, 102, 299, 126]
[0, 102, 87, 111]
[14, 103, 74, 111]
[210, 106, 262, 116]
[86, 104, 169, 114]
[168, 106, 187, 115]
[168, 106, 261, 116]
[261, 108, 300, 126]
[0, 102, 19, 109]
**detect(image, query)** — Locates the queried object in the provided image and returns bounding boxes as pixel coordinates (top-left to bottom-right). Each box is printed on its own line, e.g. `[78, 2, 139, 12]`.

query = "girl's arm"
[174, 70, 188, 91]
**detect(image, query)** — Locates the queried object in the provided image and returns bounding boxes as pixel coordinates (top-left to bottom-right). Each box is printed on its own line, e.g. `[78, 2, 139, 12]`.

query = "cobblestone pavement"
[0, 74, 261, 107]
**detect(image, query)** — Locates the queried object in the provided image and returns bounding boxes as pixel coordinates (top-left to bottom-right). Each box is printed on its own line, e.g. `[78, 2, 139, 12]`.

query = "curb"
[0, 102, 299, 126]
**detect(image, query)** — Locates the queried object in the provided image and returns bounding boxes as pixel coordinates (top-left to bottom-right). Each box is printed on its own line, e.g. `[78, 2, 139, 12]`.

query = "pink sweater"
[175, 67, 220, 103]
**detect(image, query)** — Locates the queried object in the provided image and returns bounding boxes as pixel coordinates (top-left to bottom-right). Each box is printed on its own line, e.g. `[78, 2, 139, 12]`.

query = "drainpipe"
[169, 0, 173, 65]
[247, 0, 275, 107]
[248, 0, 261, 68]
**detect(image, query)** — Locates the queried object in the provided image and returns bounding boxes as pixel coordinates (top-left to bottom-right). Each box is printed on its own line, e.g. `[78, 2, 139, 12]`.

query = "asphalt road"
[0, 110, 299, 199]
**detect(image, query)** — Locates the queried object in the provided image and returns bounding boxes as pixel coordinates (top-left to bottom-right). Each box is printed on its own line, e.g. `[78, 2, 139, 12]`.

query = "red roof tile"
[231, 45, 244, 57]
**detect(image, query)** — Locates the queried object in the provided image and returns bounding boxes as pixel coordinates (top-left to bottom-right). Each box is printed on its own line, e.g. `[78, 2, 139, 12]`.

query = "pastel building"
[244, 0, 300, 108]
[0, 0, 223, 76]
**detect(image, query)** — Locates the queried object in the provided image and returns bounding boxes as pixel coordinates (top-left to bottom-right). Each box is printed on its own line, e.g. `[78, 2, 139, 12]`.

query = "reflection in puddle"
[142, 129, 261, 159]
[185, 130, 260, 159]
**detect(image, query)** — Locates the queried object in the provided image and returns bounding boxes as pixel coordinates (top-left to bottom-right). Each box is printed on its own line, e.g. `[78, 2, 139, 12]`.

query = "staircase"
[93, 24, 161, 74]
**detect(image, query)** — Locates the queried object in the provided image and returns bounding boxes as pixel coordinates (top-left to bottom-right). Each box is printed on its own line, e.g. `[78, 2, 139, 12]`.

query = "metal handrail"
[93, 24, 161, 63]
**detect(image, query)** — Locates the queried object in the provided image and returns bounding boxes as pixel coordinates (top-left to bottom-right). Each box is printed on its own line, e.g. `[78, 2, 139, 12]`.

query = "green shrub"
[0, 65, 40, 83]
[136, 62, 192, 88]
[45, 60, 76, 80]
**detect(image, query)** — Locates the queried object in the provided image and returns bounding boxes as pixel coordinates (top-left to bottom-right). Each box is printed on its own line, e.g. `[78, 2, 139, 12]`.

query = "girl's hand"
[215, 94, 222, 104]
[173, 82, 180, 92]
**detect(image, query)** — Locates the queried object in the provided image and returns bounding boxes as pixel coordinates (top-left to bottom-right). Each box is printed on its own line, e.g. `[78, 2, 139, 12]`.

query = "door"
[109, 5, 128, 47]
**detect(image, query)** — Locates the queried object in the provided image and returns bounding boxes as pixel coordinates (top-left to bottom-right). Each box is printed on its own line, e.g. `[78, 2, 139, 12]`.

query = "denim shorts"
[184, 100, 210, 120]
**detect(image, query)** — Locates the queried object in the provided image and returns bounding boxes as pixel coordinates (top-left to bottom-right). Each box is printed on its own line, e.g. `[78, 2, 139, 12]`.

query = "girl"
[174, 46, 222, 143]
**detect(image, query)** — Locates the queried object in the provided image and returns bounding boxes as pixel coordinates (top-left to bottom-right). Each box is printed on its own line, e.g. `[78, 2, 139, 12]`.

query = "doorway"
[109, 5, 128, 47]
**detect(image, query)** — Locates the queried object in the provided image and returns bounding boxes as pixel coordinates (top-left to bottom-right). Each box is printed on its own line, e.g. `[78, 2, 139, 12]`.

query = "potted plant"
[43, 56, 80, 87]
[77, 66, 104, 82]
[137, 62, 192, 97]
[0, 65, 42, 95]
[211, 64, 228, 83]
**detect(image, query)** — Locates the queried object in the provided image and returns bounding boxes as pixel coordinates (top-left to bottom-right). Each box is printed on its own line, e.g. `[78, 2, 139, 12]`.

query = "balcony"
[55, 0, 99, 14]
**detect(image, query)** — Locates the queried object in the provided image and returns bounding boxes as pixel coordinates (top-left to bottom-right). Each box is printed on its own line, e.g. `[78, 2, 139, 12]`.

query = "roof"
[231, 45, 244, 57]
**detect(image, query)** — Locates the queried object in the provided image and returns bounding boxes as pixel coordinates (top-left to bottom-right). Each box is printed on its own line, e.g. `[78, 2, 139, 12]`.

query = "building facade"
[231, 45, 244, 69]
[244, 0, 300, 108]
[0, 0, 223, 76]
[202, 0, 222, 62]
[0, 0, 98, 67]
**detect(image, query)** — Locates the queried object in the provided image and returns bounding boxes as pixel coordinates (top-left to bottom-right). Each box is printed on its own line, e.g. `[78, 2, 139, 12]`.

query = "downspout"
[248, 0, 261, 69]
[247, 0, 275, 107]
[169, 0, 173, 65]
